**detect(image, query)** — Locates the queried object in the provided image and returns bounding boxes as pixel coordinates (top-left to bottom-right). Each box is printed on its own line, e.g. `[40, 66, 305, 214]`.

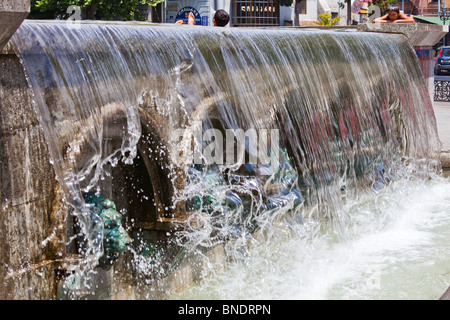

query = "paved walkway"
[433, 101, 450, 152]
[433, 101, 450, 300]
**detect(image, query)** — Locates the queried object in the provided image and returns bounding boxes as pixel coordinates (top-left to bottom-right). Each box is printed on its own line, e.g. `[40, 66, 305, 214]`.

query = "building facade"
[161, 0, 283, 27]
[142, 0, 364, 27]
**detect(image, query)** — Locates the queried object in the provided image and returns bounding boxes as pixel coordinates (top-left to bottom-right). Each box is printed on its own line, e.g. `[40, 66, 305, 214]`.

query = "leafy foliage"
[314, 13, 341, 26]
[30, 0, 165, 21]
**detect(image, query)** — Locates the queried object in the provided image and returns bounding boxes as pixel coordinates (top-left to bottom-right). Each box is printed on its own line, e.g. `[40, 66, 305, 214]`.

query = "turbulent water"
[10, 21, 448, 299]
[169, 170, 450, 300]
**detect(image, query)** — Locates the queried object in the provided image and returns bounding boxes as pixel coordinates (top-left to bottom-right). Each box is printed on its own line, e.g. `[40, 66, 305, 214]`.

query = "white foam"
[173, 176, 450, 300]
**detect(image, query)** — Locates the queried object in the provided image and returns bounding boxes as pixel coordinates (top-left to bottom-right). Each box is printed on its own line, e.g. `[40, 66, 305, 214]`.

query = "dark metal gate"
[232, 0, 280, 27]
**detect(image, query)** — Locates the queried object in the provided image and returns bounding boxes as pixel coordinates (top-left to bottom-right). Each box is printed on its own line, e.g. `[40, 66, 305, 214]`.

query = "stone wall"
[0, 54, 65, 299]
[0, 0, 29, 52]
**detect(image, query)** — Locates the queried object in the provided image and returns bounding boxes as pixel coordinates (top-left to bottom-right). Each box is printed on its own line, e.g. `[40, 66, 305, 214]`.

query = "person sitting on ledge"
[176, 9, 229, 27]
[372, 5, 415, 23]
[212, 9, 230, 27]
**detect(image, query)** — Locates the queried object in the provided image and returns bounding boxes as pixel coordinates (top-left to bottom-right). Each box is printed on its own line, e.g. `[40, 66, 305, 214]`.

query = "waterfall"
[10, 21, 441, 297]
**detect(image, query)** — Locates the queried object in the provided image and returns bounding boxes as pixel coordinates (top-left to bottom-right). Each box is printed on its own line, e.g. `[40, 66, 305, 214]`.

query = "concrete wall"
[280, 5, 291, 26]
[0, 0, 29, 52]
[0, 53, 65, 299]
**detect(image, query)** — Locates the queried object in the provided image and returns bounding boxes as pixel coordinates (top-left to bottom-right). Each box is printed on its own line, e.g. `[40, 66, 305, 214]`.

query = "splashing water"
[10, 21, 446, 299]
[172, 171, 450, 300]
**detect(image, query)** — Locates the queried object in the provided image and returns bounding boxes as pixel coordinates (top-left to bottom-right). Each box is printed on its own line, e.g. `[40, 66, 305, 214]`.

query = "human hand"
[176, 20, 183, 24]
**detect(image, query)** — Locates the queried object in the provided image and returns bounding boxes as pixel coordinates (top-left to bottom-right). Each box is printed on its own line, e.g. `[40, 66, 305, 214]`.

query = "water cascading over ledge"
[0, 20, 441, 299]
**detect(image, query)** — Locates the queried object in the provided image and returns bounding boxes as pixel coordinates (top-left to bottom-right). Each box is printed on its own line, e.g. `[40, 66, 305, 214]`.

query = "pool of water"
[170, 173, 450, 300]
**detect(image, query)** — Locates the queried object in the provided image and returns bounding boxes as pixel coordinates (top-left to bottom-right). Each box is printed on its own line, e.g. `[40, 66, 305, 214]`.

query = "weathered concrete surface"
[0, 0, 29, 52]
[432, 101, 450, 168]
[0, 54, 65, 299]
[357, 23, 448, 47]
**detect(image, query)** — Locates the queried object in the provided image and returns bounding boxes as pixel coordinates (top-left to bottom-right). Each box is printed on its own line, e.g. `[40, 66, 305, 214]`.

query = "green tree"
[30, 0, 165, 21]
[314, 13, 341, 26]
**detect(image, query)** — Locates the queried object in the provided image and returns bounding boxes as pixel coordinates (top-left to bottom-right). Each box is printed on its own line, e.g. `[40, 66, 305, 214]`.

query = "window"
[233, 0, 280, 27]
[442, 48, 450, 57]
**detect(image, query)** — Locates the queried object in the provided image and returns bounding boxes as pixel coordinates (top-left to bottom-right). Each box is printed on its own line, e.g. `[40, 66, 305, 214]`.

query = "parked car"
[434, 46, 450, 75]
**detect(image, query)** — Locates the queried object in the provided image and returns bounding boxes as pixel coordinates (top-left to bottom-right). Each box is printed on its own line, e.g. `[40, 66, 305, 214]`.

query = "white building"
[280, 0, 361, 26]
[140, 0, 361, 27]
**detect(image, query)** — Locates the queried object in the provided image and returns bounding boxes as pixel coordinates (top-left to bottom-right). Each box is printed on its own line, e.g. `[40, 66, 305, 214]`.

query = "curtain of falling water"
[12, 21, 143, 262]
[11, 21, 441, 277]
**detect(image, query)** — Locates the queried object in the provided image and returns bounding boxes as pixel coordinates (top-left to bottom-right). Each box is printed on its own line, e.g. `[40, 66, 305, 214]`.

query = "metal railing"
[434, 80, 450, 101]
